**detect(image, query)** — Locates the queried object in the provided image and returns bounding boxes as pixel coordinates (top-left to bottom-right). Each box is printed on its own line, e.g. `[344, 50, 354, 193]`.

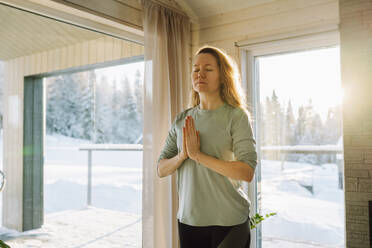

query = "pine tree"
[133, 69, 144, 144]
[44, 65, 145, 145]
[310, 113, 323, 145]
[78, 71, 95, 141]
[284, 100, 295, 145]
[95, 75, 113, 143]
[46, 75, 69, 136]
[111, 79, 122, 143]
[120, 76, 138, 143]
[324, 105, 342, 144]
[263, 90, 284, 159]
[295, 105, 306, 145]
[271, 90, 283, 146]
[301, 99, 323, 145]
[61, 73, 82, 138]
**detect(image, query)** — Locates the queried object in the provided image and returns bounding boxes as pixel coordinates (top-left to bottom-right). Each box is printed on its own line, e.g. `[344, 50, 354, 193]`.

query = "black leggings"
[178, 218, 251, 248]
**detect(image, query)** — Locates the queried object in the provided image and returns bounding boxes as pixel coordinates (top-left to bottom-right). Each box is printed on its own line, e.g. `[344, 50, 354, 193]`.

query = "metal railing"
[79, 144, 143, 205]
[261, 145, 344, 190]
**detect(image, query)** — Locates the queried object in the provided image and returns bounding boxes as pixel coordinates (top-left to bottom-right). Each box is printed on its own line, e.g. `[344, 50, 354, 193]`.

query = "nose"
[197, 70, 205, 78]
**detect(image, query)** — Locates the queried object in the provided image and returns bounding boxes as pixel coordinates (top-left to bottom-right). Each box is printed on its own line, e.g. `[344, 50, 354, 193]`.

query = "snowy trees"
[261, 90, 342, 164]
[47, 72, 93, 139]
[284, 100, 295, 145]
[46, 67, 144, 144]
[262, 90, 341, 147]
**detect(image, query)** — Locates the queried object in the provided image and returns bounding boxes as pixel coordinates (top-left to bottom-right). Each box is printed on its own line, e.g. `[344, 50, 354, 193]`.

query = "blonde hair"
[189, 46, 250, 114]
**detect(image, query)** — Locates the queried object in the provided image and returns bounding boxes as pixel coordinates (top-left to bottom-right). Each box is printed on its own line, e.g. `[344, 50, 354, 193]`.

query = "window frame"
[238, 27, 340, 248]
[22, 55, 144, 230]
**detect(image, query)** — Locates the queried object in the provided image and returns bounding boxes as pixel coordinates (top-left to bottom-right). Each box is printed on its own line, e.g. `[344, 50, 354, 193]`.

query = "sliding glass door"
[253, 47, 344, 248]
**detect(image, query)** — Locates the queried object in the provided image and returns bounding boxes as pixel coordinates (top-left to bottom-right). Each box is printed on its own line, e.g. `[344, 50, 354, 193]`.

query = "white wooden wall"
[191, 0, 339, 63]
[3, 36, 143, 231]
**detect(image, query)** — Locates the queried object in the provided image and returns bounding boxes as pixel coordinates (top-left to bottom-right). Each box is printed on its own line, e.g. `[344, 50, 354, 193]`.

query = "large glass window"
[0, 2, 144, 247]
[44, 61, 144, 246]
[256, 47, 344, 248]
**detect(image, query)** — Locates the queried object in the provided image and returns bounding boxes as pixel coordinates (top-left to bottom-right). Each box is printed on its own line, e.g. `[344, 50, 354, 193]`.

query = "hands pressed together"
[179, 116, 201, 162]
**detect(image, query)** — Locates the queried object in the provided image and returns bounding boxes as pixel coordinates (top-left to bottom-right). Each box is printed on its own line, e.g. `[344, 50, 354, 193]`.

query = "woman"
[157, 46, 257, 248]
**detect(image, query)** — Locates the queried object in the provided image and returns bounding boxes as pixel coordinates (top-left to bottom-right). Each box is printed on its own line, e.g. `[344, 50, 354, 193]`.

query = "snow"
[0, 134, 345, 247]
[261, 160, 345, 247]
[43, 135, 143, 215]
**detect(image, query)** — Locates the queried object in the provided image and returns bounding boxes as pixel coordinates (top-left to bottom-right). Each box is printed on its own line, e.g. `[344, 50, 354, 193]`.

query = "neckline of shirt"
[196, 102, 227, 114]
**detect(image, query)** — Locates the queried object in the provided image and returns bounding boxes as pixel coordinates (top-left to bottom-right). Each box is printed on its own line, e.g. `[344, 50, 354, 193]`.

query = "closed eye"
[193, 69, 213, 72]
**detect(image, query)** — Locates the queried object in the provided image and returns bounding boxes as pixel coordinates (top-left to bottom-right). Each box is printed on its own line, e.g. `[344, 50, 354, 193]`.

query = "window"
[0, 2, 144, 246]
[256, 47, 344, 248]
[44, 61, 144, 246]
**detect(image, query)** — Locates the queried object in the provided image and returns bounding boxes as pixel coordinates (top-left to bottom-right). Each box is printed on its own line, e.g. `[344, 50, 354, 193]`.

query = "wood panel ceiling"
[0, 0, 277, 60]
[0, 3, 104, 61]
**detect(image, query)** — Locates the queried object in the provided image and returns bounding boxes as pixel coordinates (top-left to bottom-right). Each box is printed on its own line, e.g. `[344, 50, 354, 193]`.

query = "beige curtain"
[141, 1, 190, 247]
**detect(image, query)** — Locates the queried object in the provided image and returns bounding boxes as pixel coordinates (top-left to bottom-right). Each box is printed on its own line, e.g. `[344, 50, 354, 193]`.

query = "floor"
[1, 207, 141, 248]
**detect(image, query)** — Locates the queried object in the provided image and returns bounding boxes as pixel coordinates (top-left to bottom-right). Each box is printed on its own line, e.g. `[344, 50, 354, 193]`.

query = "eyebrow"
[193, 64, 214, 67]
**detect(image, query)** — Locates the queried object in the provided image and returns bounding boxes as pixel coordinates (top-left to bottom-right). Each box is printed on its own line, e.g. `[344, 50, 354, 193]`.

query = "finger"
[189, 117, 193, 133]
[183, 127, 186, 144]
[186, 119, 190, 136]
[185, 124, 190, 143]
[190, 117, 196, 134]
[183, 127, 187, 152]
[187, 118, 192, 137]
[185, 117, 189, 131]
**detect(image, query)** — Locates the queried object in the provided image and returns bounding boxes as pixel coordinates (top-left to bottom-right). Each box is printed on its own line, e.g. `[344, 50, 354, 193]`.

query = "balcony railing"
[79, 144, 143, 205]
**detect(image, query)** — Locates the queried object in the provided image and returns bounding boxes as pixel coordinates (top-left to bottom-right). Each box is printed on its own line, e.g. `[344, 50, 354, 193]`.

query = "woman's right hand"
[179, 126, 188, 160]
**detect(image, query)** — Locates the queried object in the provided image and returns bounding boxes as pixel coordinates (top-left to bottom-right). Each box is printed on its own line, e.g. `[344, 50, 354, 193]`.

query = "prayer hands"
[179, 125, 188, 160]
[184, 116, 200, 161]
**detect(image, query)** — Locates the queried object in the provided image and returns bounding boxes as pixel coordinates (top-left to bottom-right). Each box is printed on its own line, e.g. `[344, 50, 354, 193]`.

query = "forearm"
[192, 152, 255, 182]
[157, 154, 186, 178]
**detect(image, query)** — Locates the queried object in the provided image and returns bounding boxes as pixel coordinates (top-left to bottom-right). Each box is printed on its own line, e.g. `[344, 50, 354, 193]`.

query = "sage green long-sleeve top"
[157, 102, 257, 226]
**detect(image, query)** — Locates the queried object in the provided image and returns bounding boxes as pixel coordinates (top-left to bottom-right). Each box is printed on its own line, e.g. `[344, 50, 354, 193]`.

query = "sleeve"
[157, 118, 179, 164]
[231, 110, 257, 170]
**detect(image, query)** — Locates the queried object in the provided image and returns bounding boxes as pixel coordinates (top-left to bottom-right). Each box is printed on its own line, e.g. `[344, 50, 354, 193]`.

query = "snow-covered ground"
[261, 160, 345, 247]
[44, 134, 142, 215]
[0, 134, 345, 247]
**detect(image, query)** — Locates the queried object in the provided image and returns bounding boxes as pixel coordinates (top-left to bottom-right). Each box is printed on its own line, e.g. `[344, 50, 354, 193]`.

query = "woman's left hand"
[185, 116, 201, 161]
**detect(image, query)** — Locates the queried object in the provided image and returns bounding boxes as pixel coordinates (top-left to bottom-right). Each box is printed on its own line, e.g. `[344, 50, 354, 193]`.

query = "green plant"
[250, 212, 277, 229]
[0, 240, 10, 248]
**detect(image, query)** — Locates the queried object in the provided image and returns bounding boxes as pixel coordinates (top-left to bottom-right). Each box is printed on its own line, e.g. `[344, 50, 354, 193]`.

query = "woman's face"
[192, 53, 221, 95]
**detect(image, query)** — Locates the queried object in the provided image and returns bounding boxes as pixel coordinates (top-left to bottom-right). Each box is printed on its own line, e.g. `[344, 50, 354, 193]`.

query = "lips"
[198, 82, 207, 85]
